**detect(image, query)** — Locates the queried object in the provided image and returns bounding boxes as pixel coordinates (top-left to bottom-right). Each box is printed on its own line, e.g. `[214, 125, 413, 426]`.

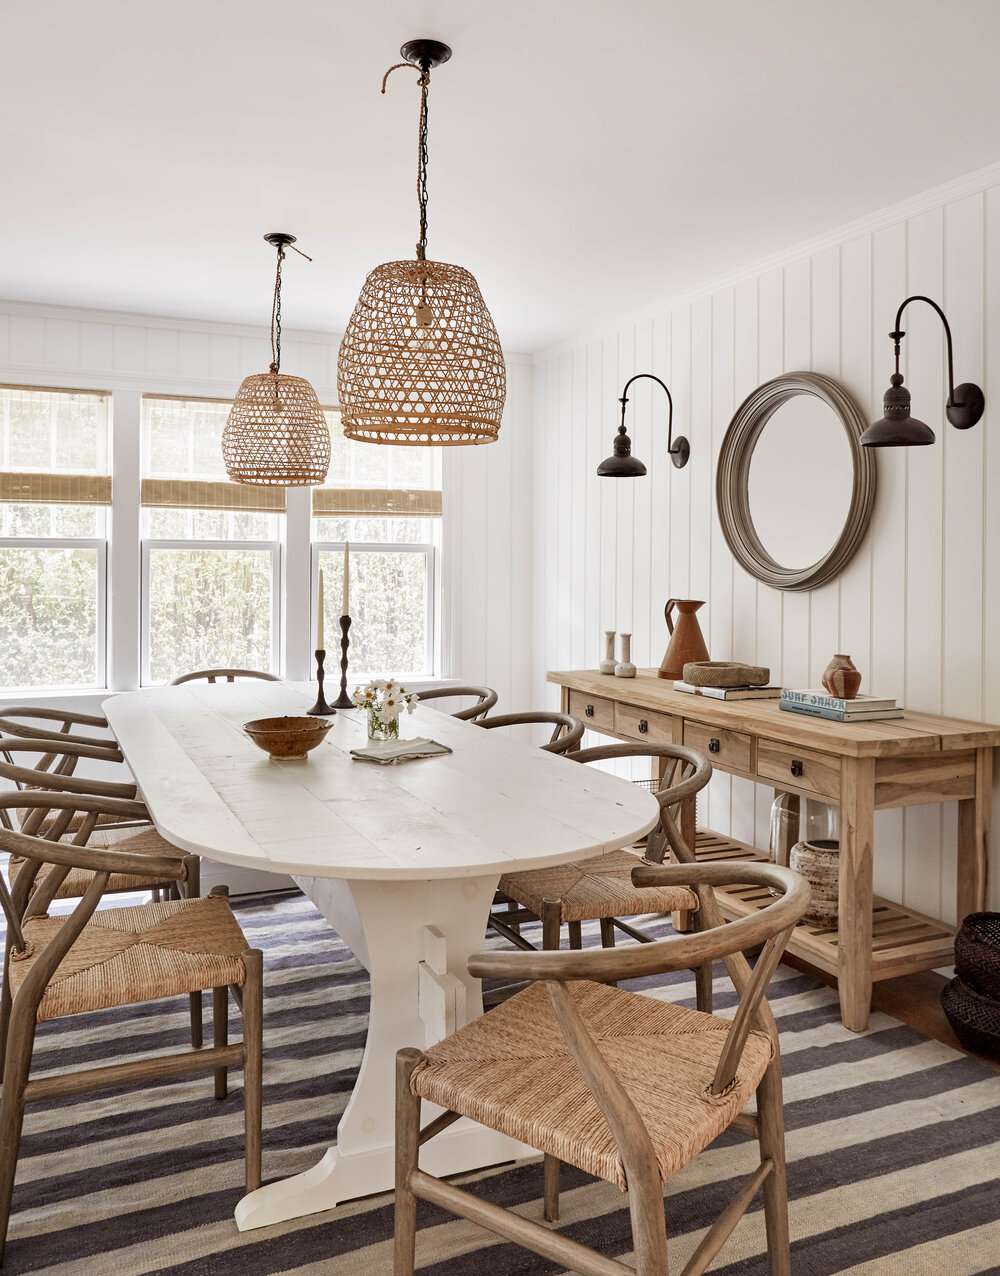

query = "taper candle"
[343, 541, 350, 616]
[317, 568, 325, 649]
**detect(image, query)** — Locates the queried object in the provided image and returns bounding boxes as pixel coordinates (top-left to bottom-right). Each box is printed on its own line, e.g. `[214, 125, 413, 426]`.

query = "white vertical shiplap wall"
[0, 300, 535, 711]
[532, 166, 1000, 920]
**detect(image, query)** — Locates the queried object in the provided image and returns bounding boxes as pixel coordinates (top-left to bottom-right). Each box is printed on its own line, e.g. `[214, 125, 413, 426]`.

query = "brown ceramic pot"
[821, 653, 862, 699]
[244, 716, 333, 759]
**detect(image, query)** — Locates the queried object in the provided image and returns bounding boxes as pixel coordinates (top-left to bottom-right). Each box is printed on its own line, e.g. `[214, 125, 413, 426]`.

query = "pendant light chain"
[416, 69, 430, 261]
[270, 243, 285, 374]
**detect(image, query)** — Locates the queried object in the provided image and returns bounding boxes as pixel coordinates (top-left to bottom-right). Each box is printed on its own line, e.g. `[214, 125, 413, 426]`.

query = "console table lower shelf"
[693, 828, 956, 983]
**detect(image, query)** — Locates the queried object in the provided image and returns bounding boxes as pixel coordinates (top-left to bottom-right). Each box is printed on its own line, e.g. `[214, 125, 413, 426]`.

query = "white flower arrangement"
[352, 678, 419, 739]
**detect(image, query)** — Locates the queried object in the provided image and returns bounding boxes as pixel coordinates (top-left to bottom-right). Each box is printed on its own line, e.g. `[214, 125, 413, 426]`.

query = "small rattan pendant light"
[223, 233, 331, 486]
[338, 39, 506, 446]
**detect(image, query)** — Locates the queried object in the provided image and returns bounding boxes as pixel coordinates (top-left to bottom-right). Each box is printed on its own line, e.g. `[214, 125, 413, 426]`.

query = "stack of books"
[674, 680, 781, 701]
[780, 689, 903, 722]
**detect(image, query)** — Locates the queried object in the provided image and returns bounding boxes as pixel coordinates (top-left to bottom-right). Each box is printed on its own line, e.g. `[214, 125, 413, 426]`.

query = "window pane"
[318, 548, 429, 677]
[143, 398, 231, 481]
[0, 547, 99, 688]
[0, 387, 109, 473]
[142, 508, 277, 541]
[312, 516, 434, 545]
[0, 503, 103, 538]
[146, 547, 274, 684]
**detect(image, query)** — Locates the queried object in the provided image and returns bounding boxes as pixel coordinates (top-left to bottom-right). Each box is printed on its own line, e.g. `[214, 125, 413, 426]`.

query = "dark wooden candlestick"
[307, 649, 336, 716]
[333, 615, 354, 708]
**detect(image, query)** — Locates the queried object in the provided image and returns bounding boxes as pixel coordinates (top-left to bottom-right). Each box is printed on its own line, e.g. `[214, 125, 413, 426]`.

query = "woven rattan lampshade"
[223, 232, 330, 487]
[223, 371, 330, 486]
[338, 39, 505, 447]
[338, 258, 505, 445]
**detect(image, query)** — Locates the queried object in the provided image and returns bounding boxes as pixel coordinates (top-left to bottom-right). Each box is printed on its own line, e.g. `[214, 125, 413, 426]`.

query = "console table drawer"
[684, 721, 753, 773]
[758, 740, 841, 799]
[614, 703, 676, 744]
[568, 689, 615, 731]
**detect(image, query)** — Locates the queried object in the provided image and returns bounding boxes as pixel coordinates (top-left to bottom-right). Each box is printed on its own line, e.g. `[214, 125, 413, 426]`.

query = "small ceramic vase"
[615, 632, 636, 678]
[599, 630, 617, 675]
[821, 653, 862, 699]
[790, 839, 841, 925]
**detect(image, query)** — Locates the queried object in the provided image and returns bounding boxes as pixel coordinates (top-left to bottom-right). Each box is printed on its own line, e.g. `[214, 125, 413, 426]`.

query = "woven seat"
[499, 848, 699, 924]
[8, 828, 185, 900]
[8, 895, 248, 1022]
[412, 979, 772, 1190]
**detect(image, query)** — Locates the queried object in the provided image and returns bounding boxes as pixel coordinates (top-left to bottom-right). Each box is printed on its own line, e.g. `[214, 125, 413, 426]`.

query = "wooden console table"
[549, 669, 1000, 1031]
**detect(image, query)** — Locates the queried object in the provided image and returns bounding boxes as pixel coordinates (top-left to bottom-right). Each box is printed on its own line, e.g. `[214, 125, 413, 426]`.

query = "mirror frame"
[716, 372, 877, 591]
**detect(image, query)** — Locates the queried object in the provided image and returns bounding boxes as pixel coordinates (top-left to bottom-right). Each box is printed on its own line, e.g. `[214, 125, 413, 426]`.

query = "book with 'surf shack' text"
[780, 688, 902, 722]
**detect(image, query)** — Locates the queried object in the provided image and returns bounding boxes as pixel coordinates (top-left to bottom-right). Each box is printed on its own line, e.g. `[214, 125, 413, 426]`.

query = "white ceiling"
[4, 0, 1000, 353]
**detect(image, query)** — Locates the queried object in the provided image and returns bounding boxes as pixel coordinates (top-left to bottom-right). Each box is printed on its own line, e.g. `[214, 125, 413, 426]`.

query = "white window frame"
[140, 538, 282, 686]
[0, 535, 108, 693]
[310, 539, 436, 681]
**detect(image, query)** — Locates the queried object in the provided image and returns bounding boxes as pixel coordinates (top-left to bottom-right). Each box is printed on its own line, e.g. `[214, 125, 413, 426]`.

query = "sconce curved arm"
[618, 373, 689, 469]
[890, 295, 957, 402]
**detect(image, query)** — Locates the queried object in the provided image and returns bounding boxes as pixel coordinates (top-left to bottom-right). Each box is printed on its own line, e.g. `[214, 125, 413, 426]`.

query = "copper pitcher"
[658, 599, 709, 680]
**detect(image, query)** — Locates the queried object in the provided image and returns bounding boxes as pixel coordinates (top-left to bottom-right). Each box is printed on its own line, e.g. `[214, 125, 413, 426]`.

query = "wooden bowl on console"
[243, 716, 333, 760]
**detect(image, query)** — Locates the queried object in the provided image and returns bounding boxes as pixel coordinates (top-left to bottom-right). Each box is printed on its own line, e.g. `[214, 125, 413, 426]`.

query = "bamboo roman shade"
[311, 487, 442, 517]
[0, 385, 112, 506]
[140, 479, 286, 513]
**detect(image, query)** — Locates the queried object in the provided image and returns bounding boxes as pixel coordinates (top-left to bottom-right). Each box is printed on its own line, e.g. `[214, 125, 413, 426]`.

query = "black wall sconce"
[861, 295, 985, 447]
[597, 373, 690, 476]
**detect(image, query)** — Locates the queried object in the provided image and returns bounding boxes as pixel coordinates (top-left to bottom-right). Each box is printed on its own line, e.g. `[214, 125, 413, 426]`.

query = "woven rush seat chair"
[395, 858, 810, 1276]
[171, 668, 280, 685]
[0, 795, 263, 1261]
[491, 744, 715, 1009]
[413, 684, 498, 721]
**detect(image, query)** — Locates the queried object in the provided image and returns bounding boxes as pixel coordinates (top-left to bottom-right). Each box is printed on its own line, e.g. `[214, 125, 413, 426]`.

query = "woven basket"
[941, 975, 1000, 1057]
[955, 912, 1000, 1000]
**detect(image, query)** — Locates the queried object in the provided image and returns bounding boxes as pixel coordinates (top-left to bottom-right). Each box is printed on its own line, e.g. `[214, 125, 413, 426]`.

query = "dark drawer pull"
[638, 718, 648, 734]
[708, 737, 721, 754]
[790, 759, 804, 778]
[585, 704, 595, 718]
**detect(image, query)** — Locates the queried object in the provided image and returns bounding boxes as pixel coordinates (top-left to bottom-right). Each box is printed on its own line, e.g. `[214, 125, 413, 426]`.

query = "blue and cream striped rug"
[6, 889, 1000, 1274]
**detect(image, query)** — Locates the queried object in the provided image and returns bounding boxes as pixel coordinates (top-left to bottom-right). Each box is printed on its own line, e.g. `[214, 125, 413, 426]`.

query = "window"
[140, 397, 281, 685]
[0, 386, 110, 690]
[312, 410, 439, 679]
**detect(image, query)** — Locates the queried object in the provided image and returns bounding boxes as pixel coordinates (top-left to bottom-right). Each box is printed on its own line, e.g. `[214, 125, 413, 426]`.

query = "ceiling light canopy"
[337, 39, 506, 447]
[223, 233, 330, 486]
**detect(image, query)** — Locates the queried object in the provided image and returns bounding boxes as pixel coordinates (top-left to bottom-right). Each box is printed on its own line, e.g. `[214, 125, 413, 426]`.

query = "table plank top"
[549, 669, 1000, 758]
[105, 681, 658, 881]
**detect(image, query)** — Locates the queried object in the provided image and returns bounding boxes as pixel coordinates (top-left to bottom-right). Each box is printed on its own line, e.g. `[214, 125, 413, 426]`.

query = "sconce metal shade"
[860, 374, 935, 448]
[597, 426, 647, 477]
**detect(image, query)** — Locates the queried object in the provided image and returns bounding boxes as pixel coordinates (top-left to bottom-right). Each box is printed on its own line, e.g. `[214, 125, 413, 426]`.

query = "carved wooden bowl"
[243, 716, 333, 760]
[682, 660, 770, 688]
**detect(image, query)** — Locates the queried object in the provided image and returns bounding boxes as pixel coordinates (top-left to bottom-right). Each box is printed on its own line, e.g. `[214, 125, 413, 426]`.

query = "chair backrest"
[415, 685, 498, 721]
[0, 792, 186, 1006]
[0, 737, 134, 837]
[0, 706, 115, 751]
[474, 710, 584, 754]
[171, 668, 280, 685]
[571, 742, 711, 864]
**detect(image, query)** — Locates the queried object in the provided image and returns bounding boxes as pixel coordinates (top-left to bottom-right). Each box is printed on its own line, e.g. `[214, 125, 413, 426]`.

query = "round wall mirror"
[716, 373, 876, 591]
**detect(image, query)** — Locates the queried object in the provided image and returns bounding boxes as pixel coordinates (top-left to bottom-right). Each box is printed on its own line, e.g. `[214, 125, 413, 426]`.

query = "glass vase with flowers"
[352, 678, 420, 741]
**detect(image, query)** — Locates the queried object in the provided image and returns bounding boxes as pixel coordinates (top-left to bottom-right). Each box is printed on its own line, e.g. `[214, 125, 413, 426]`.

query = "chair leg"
[628, 1160, 670, 1275]
[599, 917, 616, 948]
[213, 986, 229, 1100]
[0, 935, 13, 1084]
[695, 961, 713, 1015]
[394, 1048, 423, 1276]
[241, 950, 264, 1192]
[0, 1004, 36, 1264]
[189, 991, 204, 1049]
[543, 1153, 560, 1223]
[567, 921, 583, 950]
[541, 899, 561, 951]
[757, 1060, 791, 1276]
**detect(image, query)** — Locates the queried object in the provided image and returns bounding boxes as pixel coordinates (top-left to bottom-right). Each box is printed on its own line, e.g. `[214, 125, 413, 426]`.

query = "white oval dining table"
[104, 680, 658, 1231]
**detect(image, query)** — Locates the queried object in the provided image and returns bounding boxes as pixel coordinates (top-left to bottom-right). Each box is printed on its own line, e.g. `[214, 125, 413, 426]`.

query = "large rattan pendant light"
[338, 39, 506, 446]
[223, 233, 331, 486]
